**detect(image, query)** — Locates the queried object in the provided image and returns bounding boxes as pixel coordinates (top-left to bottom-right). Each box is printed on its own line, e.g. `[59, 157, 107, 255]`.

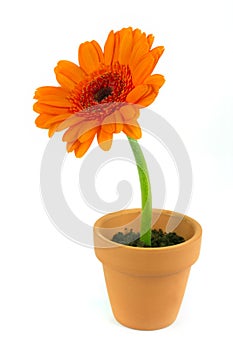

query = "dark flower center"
[94, 86, 113, 103]
[69, 63, 134, 116]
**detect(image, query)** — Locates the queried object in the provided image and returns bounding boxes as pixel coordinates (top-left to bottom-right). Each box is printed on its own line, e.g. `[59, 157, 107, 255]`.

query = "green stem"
[127, 136, 152, 246]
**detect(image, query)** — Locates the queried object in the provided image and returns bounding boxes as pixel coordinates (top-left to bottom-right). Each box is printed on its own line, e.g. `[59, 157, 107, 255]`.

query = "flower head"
[34, 27, 165, 157]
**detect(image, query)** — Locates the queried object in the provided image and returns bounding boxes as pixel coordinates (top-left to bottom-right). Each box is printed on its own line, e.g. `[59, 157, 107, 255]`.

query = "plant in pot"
[34, 27, 202, 330]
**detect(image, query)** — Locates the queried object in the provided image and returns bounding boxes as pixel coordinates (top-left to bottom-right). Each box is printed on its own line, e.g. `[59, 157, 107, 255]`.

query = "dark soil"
[112, 228, 185, 248]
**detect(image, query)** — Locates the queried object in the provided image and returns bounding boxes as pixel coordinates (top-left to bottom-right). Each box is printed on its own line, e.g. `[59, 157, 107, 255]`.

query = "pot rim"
[94, 208, 202, 251]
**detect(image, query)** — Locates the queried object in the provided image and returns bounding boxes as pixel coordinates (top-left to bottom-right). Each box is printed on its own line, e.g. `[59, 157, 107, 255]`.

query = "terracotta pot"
[94, 208, 202, 330]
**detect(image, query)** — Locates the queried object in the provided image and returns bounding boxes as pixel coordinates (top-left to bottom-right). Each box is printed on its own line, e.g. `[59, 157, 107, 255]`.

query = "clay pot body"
[94, 209, 202, 330]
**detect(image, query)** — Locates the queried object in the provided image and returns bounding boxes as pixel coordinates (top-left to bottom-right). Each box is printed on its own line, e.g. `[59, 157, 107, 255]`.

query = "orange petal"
[79, 41, 102, 74]
[143, 74, 165, 91]
[91, 40, 104, 63]
[48, 122, 61, 137]
[119, 104, 140, 122]
[35, 114, 53, 128]
[112, 31, 120, 63]
[99, 111, 124, 134]
[104, 30, 115, 66]
[118, 28, 133, 65]
[55, 60, 86, 86]
[63, 120, 99, 142]
[34, 86, 68, 99]
[97, 127, 113, 151]
[123, 122, 142, 139]
[128, 84, 158, 107]
[132, 29, 143, 44]
[147, 34, 154, 49]
[62, 124, 82, 142]
[129, 33, 149, 70]
[67, 139, 80, 153]
[36, 95, 72, 108]
[126, 85, 149, 104]
[137, 90, 158, 107]
[102, 114, 116, 133]
[78, 126, 99, 143]
[33, 102, 70, 115]
[54, 72, 76, 91]
[56, 114, 85, 131]
[131, 53, 155, 85]
[150, 46, 165, 64]
[126, 84, 157, 107]
[113, 110, 124, 133]
[35, 113, 71, 128]
[101, 123, 115, 134]
[34, 85, 71, 109]
[74, 135, 95, 158]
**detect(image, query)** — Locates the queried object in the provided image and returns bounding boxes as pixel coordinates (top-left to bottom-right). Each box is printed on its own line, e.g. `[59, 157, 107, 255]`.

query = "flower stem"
[127, 136, 152, 246]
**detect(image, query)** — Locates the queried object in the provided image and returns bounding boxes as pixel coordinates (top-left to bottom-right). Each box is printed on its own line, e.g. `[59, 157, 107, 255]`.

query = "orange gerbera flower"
[34, 27, 165, 157]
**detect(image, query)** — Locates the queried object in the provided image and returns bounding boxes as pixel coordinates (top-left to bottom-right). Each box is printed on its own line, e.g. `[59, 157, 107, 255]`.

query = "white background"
[1, 0, 233, 348]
